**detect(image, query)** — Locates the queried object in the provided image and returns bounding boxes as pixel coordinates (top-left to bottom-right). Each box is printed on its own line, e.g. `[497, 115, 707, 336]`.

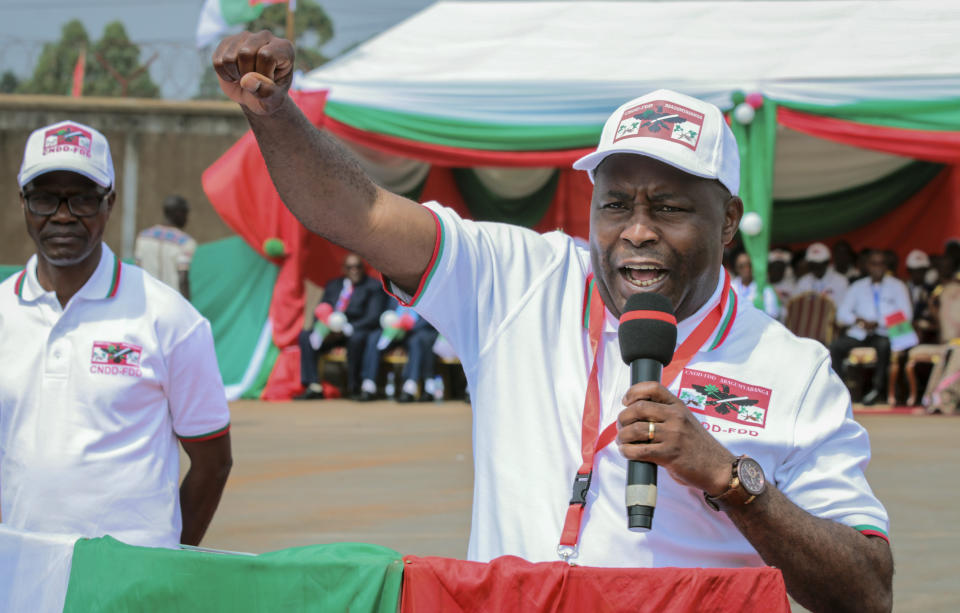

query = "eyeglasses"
[23, 192, 107, 217]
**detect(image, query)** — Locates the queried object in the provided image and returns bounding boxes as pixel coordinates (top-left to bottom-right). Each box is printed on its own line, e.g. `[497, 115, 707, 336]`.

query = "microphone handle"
[626, 359, 661, 532]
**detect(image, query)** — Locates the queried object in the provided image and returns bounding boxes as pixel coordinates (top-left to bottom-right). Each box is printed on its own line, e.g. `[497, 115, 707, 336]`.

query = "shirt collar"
[16, 243, 122, 303]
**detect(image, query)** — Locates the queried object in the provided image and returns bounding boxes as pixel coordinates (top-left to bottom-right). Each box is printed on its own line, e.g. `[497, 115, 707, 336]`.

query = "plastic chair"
[783, 292, 837, 346]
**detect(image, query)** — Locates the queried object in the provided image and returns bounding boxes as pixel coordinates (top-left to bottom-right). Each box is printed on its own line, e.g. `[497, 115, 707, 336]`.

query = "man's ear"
[105, 191, 117, 214]
[722, 196, 744, 246]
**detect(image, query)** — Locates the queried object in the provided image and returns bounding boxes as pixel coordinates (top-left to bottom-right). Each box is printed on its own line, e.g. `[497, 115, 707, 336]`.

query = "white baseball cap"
[769, 248, 792, 263]
[906, 249, 930, 269]
[573, 89, 740, 195]
[18, 120, 114, 189]
[805, 242, 831, 263]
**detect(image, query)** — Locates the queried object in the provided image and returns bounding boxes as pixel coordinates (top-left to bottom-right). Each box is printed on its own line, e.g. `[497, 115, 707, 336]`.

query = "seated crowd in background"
[295, 253, 451, 402]
[727, 240, 960, 412]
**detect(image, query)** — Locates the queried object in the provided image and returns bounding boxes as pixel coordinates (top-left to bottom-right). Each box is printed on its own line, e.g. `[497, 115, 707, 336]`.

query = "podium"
[400, 555, 790, 613]
[1, 527, 790, 612]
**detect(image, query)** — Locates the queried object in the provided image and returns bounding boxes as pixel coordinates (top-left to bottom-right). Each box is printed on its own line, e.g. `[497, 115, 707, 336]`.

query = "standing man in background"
[135, 194, 197, 300]
[0, 120, 232, 548]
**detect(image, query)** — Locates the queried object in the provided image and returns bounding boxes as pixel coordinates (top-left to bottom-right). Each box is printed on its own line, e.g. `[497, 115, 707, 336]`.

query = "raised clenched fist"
[212, 31, 295, 115]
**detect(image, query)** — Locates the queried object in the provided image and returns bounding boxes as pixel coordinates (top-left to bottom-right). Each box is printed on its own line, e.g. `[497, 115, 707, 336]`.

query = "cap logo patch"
[613, 100, 704, 151]
[43, 124, 93, 158]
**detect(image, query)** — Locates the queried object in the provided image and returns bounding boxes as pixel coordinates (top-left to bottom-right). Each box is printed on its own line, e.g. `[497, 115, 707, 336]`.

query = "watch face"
[737, 458, 766, 495]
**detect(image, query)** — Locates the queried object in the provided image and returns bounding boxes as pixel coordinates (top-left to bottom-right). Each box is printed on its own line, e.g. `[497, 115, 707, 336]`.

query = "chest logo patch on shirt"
[90, 341, 142, 377]
[678, 369, 771, 429]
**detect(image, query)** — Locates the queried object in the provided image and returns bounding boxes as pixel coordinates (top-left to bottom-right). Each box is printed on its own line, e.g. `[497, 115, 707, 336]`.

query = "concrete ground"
[199, 399, 959, 612]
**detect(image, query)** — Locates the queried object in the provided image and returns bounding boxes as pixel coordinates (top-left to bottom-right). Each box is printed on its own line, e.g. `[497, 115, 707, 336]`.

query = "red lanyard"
[557, 272, 737, 562]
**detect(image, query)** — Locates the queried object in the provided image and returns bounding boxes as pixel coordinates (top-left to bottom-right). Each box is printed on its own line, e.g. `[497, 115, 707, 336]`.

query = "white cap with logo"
[906, 249, 930, 269]
[18, 120, 114, 189]
[769, 248, 792, 263]
[805, 242, 831, 263]
[573, 89, 740, 195]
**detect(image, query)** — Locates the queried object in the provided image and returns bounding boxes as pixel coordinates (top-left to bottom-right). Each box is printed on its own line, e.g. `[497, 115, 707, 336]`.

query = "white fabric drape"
[772, 127, 914, 200]
[341, 140, 431, 195]
[0, 526, 77, 613]
[302, 1, 960, 123]
[471, 167, 556, 198]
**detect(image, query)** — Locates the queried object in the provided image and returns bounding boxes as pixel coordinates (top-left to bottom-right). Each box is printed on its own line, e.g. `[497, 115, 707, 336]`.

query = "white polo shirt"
[134, 225, 197, 291]
[0, 244, 230, 548]
[392, 202, 888, 567]
[795, 269, 849, 306]
[837, 275, 913, 336]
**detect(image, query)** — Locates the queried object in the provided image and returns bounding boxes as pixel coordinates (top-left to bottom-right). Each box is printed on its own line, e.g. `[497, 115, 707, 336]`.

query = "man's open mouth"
[621, 264, 668, 288]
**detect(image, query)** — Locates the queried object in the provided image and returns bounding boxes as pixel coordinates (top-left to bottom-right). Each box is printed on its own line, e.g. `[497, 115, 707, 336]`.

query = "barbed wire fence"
[0, 36, 219, 100]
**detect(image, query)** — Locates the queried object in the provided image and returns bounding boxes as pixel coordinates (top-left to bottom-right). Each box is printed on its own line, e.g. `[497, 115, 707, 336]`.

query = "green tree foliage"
[0, 70, 19, 94]
[196, 0, 335, 100]
[195, 68, 227, 101]
[84, 21, 159, 98]
[248, 0, 334, 73]
[18, 19, 159, 98]
[18, 19, 88, 96]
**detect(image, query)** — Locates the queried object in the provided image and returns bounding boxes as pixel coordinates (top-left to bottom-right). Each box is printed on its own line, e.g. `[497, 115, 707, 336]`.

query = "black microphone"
[617, 292, 677, 531]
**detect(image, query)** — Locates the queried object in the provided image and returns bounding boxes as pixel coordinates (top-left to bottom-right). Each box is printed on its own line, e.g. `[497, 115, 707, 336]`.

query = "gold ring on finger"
[648, 421, 656, 443]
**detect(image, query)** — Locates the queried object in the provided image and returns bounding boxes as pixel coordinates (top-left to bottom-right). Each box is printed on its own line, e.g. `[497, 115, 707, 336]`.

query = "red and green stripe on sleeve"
[178, 423, 231, 443]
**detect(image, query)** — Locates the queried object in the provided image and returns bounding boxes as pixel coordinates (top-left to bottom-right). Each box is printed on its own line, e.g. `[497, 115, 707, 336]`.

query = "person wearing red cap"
[212, 32, 892, 612]
[0, 120, 232, 549]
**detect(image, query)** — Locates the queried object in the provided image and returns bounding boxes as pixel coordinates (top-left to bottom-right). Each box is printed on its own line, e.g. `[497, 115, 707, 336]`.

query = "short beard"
[41, 244, 98, 268]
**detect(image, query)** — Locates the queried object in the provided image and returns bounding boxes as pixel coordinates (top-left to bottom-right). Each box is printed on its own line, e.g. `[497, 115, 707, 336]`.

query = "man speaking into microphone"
[213, 33, 892, 613]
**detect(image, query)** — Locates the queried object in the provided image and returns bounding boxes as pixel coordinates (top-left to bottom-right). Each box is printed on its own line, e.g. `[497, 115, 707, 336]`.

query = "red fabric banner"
[399, 555, 790, 613]
[324, 116, 595, 168]
[71, 48, 85, 98]
[777, 107, 960, 267]
[777, 107, 960, 164]
[792, 165, 960, 276]
[418, 166, 594, 240]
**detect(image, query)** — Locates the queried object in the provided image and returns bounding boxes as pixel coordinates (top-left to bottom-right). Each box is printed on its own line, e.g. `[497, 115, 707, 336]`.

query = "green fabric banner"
[189, 237, 278, 398]
[778, 97, 960, 132]
[326, 100, 600, 151]
[730, 99, 778, 308]
[452, 168, 559, 227]
[63, 537, 403, 612]
[771, 161, 943, 244]
[0, 265, 21, 283]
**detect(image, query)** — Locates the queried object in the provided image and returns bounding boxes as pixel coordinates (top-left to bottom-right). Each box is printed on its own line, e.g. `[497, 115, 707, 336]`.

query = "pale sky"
[0, 0, 874, 99]
[0, 0, 437, 98]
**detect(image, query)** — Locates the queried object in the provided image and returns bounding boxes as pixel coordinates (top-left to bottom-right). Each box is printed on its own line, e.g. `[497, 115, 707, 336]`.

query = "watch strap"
[703, 456, 760, 512]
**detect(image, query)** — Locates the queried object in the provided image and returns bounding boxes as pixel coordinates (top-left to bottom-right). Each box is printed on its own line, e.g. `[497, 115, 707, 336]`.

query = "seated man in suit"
[295, 253, 385, 400]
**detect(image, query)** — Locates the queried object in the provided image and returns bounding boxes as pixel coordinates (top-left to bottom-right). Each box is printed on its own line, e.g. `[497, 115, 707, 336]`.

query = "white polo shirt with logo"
[0, 244, 230, 548]
[391, 202, 889, 567]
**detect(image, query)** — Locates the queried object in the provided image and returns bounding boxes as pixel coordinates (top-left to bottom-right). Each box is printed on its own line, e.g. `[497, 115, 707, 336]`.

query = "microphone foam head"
[618, 293, 677, 366]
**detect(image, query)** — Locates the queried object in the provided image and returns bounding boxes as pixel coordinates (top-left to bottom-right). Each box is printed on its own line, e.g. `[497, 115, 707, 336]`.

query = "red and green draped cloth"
[202, 91, 960, 398]
[729, 94, 960, 308]
[202, 91, 595, 399]
[0, 526, 791, 612]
